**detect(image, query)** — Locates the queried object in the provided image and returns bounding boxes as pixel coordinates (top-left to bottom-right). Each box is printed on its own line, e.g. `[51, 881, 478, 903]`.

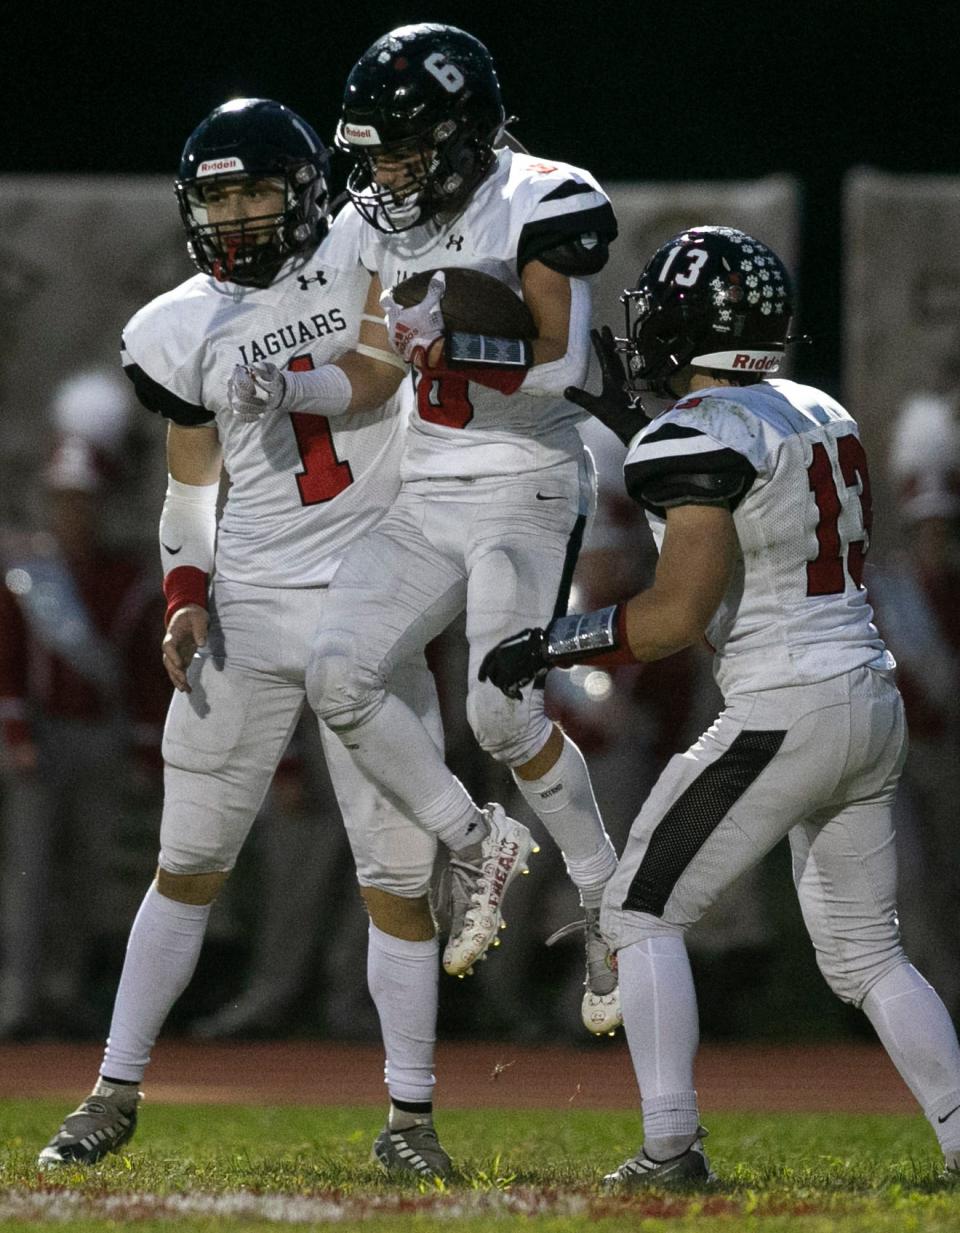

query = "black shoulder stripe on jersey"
[625, 447, 756, 515]
[517, 201, 619, 275]
[641, 423, 705, 443]
[123, 362, 215, 427]
[540, 180, 598, 203]
[621, 729, 786, 916]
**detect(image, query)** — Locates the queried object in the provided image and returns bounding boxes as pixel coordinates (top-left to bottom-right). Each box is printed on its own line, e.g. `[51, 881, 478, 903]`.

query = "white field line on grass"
[0, 1189, 598, 1223]
[0, 1187, 742, 1222]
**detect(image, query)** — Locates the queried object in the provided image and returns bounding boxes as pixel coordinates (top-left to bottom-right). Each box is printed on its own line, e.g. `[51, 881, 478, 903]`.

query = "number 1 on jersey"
[806, 435, 872, 595]
[287, 355, 353, 505]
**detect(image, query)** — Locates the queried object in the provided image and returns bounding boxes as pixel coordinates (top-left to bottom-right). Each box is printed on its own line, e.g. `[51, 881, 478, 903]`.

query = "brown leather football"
[389, 267, 538, 340]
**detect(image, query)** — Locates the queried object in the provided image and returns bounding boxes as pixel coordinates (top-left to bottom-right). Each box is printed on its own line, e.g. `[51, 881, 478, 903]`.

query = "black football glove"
[478, 628, 550, 700]
[564, 325, 649, 446]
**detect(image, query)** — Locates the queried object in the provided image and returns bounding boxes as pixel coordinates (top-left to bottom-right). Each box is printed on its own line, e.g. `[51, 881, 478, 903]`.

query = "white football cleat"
[442, 804, 533, 977]
[547, 907, 622, 1036]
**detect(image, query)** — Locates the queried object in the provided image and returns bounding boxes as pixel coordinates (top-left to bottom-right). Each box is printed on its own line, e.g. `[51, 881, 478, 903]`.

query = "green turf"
[1, 1100, 958, 1231]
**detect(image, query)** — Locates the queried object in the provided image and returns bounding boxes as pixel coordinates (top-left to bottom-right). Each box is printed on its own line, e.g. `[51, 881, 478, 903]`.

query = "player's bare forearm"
[333, 349, 405, 411]
[522, 259, 571, 366]
[333, 270, 407, 410]
[621, 505, 738, 662]
[512, 261, 592, 397]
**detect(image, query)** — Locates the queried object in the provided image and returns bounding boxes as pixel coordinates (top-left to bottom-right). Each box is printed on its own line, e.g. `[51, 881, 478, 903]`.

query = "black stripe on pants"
[534, 512, 586, 692]
[621, 728, 786, 917]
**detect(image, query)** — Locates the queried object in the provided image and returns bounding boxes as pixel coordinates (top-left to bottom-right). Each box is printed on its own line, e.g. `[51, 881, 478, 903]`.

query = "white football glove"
[380, 270, 446, 364]
[227, 361, 287, 421]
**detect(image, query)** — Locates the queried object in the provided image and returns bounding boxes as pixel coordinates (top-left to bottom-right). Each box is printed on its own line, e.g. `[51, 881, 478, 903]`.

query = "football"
[389, 267, 538, 340]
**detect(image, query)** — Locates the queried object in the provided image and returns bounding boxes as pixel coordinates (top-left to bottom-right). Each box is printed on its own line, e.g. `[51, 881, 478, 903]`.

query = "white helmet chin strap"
[693, 349, 783, 374]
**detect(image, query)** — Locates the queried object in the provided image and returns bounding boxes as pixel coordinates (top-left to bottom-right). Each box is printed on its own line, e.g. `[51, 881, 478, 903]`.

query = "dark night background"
[7, 0, 960, 398]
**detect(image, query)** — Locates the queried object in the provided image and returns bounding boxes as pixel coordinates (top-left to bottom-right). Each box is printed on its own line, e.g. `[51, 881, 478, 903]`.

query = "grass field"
[2, 1100, 959, 1231]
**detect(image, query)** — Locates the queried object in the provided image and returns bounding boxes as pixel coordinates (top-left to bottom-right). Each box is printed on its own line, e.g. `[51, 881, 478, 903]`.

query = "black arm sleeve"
[123, 362, 215, 427]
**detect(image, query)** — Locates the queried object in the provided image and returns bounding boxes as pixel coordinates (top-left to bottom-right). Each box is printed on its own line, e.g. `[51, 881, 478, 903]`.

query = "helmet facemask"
[338, 116, 497, 234]
[622, 286, 707, 399]
[177, 161, 324, 287]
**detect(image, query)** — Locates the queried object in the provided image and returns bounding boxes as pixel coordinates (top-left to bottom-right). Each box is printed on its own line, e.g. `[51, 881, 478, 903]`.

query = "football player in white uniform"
[39, 99, 456, 1181]
[227, 24, 624, 1037]
[480, 226, 960, 1186]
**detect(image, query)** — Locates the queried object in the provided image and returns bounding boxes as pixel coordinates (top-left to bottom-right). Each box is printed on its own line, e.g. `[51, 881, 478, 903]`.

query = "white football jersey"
[624, 379, 893, 695]
[358, 148, 616, 480]
[121, 208, 408, 587]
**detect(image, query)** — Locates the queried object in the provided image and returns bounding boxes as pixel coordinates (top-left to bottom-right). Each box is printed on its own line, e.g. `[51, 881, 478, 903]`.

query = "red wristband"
[163, 566, 208, 628]
[421, 346, 528, 396]
[461, 367, 527, 395]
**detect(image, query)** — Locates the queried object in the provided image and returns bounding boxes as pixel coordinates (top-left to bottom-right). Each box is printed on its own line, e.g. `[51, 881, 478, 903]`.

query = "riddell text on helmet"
[732, 353, 780, 371]
[197, 157, 245, 177]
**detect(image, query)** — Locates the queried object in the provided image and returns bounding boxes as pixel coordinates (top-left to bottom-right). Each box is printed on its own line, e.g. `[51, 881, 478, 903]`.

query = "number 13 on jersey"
[806, 432, 873, 596]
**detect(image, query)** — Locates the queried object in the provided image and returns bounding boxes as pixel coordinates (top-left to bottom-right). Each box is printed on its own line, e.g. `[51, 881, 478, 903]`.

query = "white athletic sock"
[862, 962, 960, 1152]
[367, 921, 438, 1106]
[512, 733, 616, 907]
[641, 1090, 702, 1160]
[620, 935, 700, 1100]
[100, 882, 212, 1083]
[336, 694, 485, 850]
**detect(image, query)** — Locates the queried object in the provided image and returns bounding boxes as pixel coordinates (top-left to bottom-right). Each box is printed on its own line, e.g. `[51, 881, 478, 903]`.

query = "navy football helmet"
[176, 98, 329, 286]
[622, 226, 793, 397]
[336, 24, 506, 232]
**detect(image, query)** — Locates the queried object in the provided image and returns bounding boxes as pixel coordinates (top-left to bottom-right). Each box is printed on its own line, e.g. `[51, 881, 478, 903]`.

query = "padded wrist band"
[163, 565, 209, 628]
[440, 332, 531, 395]
[546, 603, 634, 667]
[446, 332, 533, 369]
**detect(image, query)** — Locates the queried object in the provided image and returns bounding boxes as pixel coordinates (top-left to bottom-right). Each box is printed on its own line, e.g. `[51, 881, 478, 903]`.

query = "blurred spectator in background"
[870, 392, 960, 1021]
[0, 371, 167, 1039]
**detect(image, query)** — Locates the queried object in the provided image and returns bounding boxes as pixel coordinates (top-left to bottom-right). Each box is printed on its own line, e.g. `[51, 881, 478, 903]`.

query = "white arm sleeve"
[159, 476, 219, 576]
[518, 277, 592, 397]
[282, 364, 354, 416]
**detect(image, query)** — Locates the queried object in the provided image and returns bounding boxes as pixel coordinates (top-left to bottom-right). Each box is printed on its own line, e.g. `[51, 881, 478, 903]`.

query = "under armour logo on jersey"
[445, 234, 464, 251]
[297, 270, 328, 290]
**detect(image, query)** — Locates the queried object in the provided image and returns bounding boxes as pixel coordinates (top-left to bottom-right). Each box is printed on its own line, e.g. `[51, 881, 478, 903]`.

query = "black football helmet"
[176, 98, 329, 287]
[336, 23, 506, 232]
[621, 226, 793, 398]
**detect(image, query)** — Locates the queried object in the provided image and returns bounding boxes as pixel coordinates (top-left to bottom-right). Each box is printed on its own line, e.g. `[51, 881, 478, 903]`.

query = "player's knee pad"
[815, 936, 908, 1006]
[306, 630, 385, 731]
[466, 680, 551, 766]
